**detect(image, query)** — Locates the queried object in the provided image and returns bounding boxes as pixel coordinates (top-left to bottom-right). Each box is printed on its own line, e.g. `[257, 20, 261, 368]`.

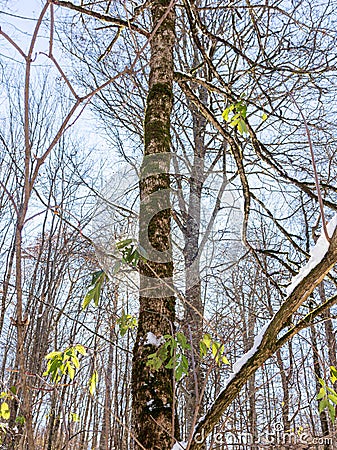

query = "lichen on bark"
[131, 0, 177, 448]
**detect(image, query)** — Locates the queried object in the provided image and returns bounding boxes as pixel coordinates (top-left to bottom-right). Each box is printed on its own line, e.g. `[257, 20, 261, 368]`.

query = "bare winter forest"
[1, 0, 337, 449]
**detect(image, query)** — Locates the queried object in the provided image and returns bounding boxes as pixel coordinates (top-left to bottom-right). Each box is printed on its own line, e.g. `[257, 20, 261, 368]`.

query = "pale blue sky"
[0, 0, 116, 180]
[0, 1, 47, 57]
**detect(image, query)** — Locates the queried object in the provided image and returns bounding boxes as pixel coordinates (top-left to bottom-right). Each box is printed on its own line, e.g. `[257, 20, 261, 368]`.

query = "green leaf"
[212, 342, 219, 359]
[317, 387, 326, 400]
[222, 104, 235, 122]
[91, 270, 104, 284]
[9, 386, 17, 396]
[328, 394, 337, 404]
[116, 239, 133, 249]
[328, 401, 336, 423]
[237, 118, 248, 135]
[82, 288, 96, 310]
[1, 402, 10, 420]
[71, 356, 80, 369]
[157, 346, 169, 362]
[201, 334, 211, 349]
[15, 415, 25, 425]
[165, 358, 174, 369]
[222, 100, 248, 134]
[175, 365, 184, 381]
[200, 341, 208, 358]
[222, 109, 229, 122]
[319, 398, 328, 414]
[89, 370, 98, 395]
[45, 357, 63, 381]
[239, 104, 247, 118]
[147, 353, 163, 371]
[181, 355, 188, 371]
[147, 332, 190, 381]
[326, 385, 337, 395]
[82, 271, 106, 309]
[117, 310, 138, 337]
[44, 345, 86, 384]
[176, 332, 190, 350]
[66, 362, 75, 380]
[229, 117, 240, 127]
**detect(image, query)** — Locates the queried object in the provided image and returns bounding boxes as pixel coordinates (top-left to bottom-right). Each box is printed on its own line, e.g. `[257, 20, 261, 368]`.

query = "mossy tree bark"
[131, 0, 177, 449]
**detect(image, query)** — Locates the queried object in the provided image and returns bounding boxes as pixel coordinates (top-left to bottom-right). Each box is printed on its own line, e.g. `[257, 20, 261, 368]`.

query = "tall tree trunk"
[100, 286, 118, 450]
[310, 312, 330, 448]
[183, 83, 207, 432]
[319, 283, 337, 369]
[131, 0, 177, 449]
[13, 224, 35, 450]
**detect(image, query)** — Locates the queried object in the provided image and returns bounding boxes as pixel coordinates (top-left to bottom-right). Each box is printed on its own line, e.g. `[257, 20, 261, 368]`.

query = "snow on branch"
[286, 213, 337, 296]
[231, 321, 270, 374]
[189, 213, 337, 450]
[223, 213, 337, 389]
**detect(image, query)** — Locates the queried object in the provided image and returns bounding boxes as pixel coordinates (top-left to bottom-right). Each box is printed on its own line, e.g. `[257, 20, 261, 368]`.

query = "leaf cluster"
[115, 238, 147, 270]
[117, 309, 138, 337]
[200, 333, 229, 366]
[147, 332, 191, 381]
[222, 99, 248, 135]
[317, 366, 337, 423]
[43, 344, 87, 383]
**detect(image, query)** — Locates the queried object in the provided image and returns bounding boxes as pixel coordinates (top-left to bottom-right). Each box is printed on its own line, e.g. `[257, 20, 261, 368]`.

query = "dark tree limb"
[189, 226, 337, 449]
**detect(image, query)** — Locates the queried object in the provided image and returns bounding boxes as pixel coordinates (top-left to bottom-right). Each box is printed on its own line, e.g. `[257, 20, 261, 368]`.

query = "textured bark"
[275, 347, 291, 433]
[246, 299, 257, 447]
[319, 284, 337, 369]
[131, 0, 176, 449]
[310, 316, 330, 448]
[12, 224, 35, 450]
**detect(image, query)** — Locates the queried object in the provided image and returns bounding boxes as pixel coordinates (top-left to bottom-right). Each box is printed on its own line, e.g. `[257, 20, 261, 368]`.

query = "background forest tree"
[1, 0, 337, 449]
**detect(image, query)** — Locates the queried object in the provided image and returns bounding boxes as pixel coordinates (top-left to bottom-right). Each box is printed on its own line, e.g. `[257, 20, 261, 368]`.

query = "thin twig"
[51, 0, 150, 37]
[287, 88, 330, 242]
[0, 27, 27, 60]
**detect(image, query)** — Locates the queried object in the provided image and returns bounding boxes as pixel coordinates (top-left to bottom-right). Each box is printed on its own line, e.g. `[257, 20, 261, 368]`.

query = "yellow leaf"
[1, 402, 10, 420]
[74, 344, 87, 356]
[89, 370, 98, 395]
[70, 412, 80, 422]
[45, 351, 62, 360]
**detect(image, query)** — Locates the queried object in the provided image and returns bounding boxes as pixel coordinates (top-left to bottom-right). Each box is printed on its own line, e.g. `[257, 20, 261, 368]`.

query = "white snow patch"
[286, 213, 337, 296]
[171, 442, 187, 450]
[144, 332, 164, 347]
[220, 321, 271, 389]
[232, 321, 270, 373]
